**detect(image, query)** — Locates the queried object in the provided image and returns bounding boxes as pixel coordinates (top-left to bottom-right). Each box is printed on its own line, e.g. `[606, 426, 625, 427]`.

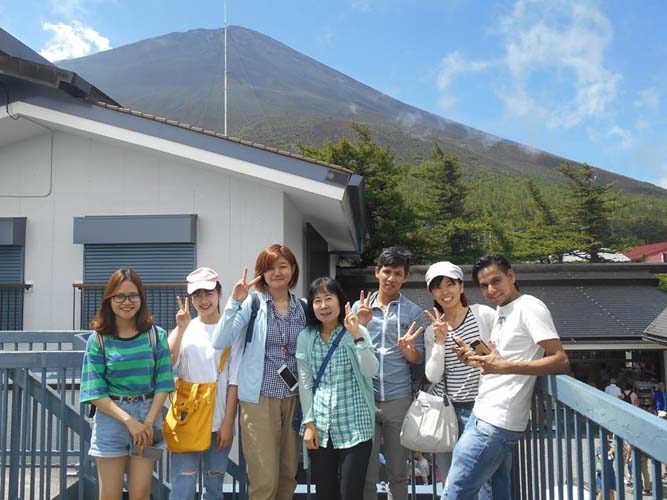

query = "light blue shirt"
[212, 291, 305, 404]
[352, 292, 426, 401]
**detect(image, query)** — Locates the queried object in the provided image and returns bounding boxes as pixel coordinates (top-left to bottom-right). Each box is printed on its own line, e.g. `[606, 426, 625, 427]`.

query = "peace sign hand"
[424, 308, 450, 345]
[356, 290, 373, 326]
[344, 302, 362, 338]
[397, 321, 424, 351]
[231, 267, 262, 302]
[176, 296, 191, 330]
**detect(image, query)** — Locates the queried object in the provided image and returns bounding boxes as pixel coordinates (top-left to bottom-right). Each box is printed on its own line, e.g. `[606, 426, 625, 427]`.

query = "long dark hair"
[90, 268, 153, 336]
[306, 277, 348, 328]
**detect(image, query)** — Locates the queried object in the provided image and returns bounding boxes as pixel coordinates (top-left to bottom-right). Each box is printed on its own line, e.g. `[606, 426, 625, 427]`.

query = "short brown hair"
[90, 268, 153, 336]
[254, 244, 299, 293]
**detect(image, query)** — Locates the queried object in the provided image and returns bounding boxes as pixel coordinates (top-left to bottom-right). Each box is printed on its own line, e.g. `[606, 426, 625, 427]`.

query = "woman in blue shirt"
[212, 244, 306, 500]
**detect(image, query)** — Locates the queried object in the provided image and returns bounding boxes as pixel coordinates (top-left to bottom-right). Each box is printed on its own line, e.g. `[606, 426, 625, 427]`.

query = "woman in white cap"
[423, 261, 495, 496]
[167, 267, 243, 500]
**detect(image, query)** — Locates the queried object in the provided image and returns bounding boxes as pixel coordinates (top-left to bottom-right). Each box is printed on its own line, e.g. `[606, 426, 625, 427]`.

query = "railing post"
[8, 368, 23, 500]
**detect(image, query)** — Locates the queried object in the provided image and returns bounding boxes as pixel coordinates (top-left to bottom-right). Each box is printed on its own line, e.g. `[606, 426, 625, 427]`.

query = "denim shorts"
[89, 398, 162, 458]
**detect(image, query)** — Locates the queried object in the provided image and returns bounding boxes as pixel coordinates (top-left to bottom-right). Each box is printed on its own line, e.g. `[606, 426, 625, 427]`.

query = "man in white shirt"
[604, 379, 621, 398]
[444, 255, 569, 500]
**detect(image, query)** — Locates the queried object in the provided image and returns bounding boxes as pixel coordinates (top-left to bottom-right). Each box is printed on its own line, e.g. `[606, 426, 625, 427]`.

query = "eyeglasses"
[111, 293, 141, 304]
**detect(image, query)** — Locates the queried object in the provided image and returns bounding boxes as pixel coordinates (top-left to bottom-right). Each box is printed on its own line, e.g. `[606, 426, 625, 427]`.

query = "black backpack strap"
[298, 297, 308, 318]
[244, 294, 261, 348]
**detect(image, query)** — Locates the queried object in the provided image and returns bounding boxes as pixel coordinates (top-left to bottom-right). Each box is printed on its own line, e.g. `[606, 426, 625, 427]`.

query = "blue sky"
[3, 0, 666, 188]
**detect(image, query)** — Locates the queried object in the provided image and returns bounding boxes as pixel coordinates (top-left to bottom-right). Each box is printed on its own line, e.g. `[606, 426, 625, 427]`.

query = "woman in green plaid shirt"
[296, 277, 378, 500]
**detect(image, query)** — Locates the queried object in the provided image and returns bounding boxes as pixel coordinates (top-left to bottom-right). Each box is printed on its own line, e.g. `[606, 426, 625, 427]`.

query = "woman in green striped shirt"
[296, 277, 378, 500]
[80, 268, 175, 500]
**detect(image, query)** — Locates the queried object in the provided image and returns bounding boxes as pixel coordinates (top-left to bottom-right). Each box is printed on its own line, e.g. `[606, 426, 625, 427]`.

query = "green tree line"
[299, 124, 667, 265]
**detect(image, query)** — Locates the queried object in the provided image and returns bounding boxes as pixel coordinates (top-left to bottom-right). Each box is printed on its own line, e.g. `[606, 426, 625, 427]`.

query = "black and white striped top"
[425, 308, 482, 403]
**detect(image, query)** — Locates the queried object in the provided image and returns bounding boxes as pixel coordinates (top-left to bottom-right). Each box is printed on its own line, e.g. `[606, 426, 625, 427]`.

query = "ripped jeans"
[170, 432, 230, 500]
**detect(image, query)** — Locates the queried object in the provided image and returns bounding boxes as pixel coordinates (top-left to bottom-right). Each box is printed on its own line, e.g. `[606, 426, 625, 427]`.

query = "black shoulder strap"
[245, 294, 261, 347]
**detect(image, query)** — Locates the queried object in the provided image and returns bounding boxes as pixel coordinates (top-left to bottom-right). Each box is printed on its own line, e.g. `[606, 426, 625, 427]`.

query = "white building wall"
[283, 194, 305, 296]
[0, 130, 286, 329]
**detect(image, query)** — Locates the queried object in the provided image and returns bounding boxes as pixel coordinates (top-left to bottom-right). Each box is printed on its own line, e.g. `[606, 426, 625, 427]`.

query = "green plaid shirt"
[309, 325, 374, 448]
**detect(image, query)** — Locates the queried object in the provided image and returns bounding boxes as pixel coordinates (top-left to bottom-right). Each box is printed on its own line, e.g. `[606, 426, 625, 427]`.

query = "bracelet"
[354, 337, 366, 345]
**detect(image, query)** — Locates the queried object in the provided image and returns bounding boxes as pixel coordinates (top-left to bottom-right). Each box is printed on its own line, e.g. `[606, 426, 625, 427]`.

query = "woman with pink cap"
[167, 267, 243, 500]
[423, 261, 495, 496]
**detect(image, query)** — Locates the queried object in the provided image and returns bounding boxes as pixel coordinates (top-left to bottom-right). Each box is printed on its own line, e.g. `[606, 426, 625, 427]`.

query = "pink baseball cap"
[186, 267, 219, 295]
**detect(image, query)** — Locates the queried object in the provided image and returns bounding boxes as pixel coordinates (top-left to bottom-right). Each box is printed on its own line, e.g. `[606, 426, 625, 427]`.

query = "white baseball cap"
[425, 261, 464, 289]
[186, 267, 219, 295]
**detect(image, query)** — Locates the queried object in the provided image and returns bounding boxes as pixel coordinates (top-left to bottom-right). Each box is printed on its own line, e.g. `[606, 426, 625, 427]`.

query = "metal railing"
[72, 282, 187, 331]
[0, 283, 32, 330]
[5, 332, 663, 499]
[0, 331, 248, 499]
[517, 375, 667, 500]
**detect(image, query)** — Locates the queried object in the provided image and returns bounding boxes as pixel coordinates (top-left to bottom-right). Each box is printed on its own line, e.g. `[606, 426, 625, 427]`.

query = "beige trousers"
[240, 396, 298, 500]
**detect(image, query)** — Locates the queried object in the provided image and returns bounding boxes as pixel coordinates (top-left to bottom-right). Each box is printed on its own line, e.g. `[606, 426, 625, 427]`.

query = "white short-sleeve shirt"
[174, 317, 243, 431]
[473, 295, 560, 432]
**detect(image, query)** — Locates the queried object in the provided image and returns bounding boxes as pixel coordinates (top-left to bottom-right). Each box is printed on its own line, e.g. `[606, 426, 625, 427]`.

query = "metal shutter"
[81, 243, 195, 330]
[0, 246, 25, 329]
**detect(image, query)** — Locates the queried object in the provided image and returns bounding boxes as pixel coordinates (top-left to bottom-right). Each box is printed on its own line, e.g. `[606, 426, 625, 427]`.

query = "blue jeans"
[443, 413, 523, 500]
[170, 432, 230, 500]
[437, 403, 491, 500]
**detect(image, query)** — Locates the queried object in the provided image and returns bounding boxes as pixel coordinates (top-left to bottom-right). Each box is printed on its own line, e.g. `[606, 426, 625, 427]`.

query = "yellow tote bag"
[163, 348, 230, 453]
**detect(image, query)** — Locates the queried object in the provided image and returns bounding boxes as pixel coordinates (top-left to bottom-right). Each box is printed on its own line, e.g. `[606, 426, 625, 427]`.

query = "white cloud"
[39, 21, 111, 61]
[352, 0, 372, 12]
[434, 0, 620, 128]
[658, 165, 667, 189]
[607, 125, 634, 150]
[318, 27, 334, 46]
[49, 0, 86, 19]
[435, 51, 492, 111]
[634, 88, 660, 110]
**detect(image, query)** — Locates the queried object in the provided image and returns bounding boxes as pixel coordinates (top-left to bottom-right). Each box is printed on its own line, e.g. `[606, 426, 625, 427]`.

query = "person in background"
[167, 267, 242, 500]
[212, 244, 307, 500]
[353, 246, 427, 500]
[296, 277, 377, 500]
[620, 382, 651, 493]
[653, 382, 667, 415]
[80, 268, 175, 500]
[422, 261, 495, 498]
[604, 378, 621, 398]
[414, 451, 430, 485]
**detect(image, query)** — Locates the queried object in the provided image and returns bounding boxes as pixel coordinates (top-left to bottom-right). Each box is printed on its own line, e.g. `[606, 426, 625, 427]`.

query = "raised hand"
[397, 321, 424, 351]
[424, 308, 450, 345]
[344, 302, 362, 338]
[356, 290, 373, 326]
[175, 296, 191, 330]
[468, 341, 508, 375]
[231, 267, 262, 302]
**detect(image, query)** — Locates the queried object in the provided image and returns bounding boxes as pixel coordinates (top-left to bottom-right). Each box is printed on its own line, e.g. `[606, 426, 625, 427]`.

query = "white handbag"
[400, 389, 459, 453]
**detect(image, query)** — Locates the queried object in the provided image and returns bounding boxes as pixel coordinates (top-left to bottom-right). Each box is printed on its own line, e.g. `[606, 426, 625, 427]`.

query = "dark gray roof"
[644, 308, 667, 345]
[337, 263, 667, 343]
[0, 28, 53, 66]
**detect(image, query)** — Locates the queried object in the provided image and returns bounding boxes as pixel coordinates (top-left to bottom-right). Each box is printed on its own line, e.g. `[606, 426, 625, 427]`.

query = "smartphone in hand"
[129, 428, 165, 460]
[469, 338, 491, 355]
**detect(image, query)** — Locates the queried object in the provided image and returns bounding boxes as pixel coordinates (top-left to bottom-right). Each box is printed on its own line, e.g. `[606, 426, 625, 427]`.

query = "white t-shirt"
[473, 295, 560, 432]
[604, 384, 621, 398]
[174, 317, 243, 431]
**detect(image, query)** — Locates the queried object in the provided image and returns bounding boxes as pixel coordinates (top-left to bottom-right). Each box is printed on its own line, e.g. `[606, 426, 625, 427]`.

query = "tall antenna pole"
[224, 0, 228, 136]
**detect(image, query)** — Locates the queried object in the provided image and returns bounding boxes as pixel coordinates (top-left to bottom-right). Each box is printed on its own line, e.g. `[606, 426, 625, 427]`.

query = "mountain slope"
[60, 26, 665, 197]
